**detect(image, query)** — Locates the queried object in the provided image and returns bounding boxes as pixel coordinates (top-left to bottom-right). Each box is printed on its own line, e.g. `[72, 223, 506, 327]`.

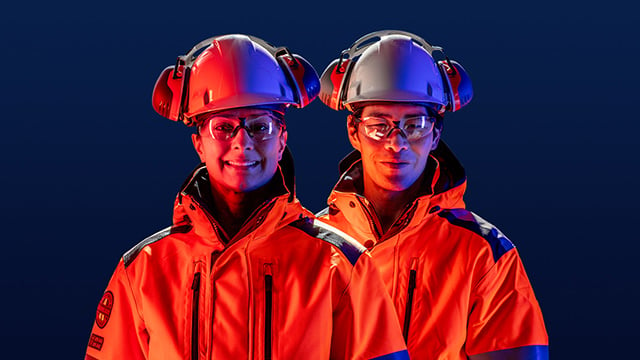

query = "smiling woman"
[84, 34, 409, 360]
[192, 107, 287, 194]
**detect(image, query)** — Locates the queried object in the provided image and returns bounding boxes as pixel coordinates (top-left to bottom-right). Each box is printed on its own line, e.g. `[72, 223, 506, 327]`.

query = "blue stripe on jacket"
[370, 349, 411, 360]
[289, 217, 366, 266]
[439, 208, 515, 262]
[469, 345, 549, 360]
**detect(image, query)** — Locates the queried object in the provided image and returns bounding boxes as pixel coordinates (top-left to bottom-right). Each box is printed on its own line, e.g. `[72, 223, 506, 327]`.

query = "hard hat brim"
[344, 90, 446, 107]
[184, 93, 296, 119]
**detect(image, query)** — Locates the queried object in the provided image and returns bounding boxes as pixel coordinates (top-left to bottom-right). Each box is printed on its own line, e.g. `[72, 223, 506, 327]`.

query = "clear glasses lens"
[360, 115, 435, 141]
[207, 114, 281, 141]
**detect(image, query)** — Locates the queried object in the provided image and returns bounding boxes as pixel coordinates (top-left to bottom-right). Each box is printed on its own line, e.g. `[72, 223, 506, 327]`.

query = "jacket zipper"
[188, 196, 229, 244]
[191, 272, 201, 360]
[264, 264, 273, 360]
[386, 202, 417, 240]
[356, 196, 382, 238]
[403, 258, 418, 342]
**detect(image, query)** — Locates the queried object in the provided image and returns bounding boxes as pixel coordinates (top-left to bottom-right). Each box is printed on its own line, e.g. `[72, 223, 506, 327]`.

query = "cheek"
[257, 141, 282, 165]
[410, 140, 433, 167]
[358, 136, 380, 155]
[201, 141, 227, 166]
[414, 133, 435, 151]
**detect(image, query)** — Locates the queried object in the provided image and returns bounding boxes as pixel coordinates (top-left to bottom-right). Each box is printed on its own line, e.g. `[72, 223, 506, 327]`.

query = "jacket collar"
[328, 141, 468, 240]
[173, 146, 302, 245]
[335, 141, 466, 201]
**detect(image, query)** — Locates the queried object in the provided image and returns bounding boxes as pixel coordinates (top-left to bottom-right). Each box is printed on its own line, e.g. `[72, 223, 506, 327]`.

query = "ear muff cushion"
[450, 61, 473, 111]
[438, 60, 473, 112]
[319, 58, 347, 110]
[152, 66, 184, 121]
[289, 54, 320, 108]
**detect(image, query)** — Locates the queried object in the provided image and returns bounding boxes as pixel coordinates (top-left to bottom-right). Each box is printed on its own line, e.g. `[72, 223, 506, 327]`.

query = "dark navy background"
[1, 1, 637, 358]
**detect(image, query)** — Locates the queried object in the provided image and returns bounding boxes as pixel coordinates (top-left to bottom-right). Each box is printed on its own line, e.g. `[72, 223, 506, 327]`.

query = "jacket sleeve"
[466, 248, 549, 359]
[85, 259, 149, 360]
[330, 252, 409, 360]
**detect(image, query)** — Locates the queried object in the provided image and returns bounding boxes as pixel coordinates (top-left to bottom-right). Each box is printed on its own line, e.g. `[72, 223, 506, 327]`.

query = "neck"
[209, 179, 273, 240]
[363, 175, 423, 234]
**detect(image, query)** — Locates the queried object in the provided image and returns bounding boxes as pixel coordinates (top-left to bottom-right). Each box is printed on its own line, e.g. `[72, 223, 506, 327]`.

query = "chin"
[380, 178, 415, 192]
[378, 182, 410, 193]
[231, 179, 269, 193]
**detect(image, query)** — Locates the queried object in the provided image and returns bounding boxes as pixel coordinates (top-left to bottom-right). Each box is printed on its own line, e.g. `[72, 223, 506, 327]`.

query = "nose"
[384, 128, 409, 152]
[231, 127, 255, 150]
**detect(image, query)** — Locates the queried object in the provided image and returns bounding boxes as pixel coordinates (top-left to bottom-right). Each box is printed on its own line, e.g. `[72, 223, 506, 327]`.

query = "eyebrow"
[208, 111, 274, 119]
[364, 111, 428, 118]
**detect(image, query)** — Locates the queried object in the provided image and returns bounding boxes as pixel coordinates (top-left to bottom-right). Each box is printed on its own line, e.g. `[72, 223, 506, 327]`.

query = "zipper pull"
[264, 263, 273, 360]
[264, 263, 273, 290]
[191, 272, 201, 360]
[192, 272, 201, 290]
[403, 258, 419, 342]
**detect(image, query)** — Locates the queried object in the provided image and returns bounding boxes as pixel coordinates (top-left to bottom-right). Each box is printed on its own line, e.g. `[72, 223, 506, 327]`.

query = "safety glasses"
[203, 113, 284, 142]
[356, 114, 436, 141]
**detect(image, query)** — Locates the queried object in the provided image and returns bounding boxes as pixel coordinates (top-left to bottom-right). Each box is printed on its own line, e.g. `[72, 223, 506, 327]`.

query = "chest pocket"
[264, 263, 274, 360]
[403, 257, 419, 342]
[189, 261, 206, 360]
[254, 261, 278, 360]
[400, 255, 452, 358]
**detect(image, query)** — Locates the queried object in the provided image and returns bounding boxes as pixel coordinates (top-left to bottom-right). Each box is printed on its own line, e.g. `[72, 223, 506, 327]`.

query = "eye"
[404, 117, 424, 128]
[249, 122, 270, 132]
[362, 117, 390, 131]
[246, 116, 274, 134]
[404, 116, 434, 130]
[211, 121, 235, 133]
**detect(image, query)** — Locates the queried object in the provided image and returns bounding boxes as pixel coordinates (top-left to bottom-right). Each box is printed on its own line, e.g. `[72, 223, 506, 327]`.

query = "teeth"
[226, 160, 258, 167]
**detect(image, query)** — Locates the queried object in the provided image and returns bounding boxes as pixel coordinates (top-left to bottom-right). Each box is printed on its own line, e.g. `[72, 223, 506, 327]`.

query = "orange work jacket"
[318, 143, 549, 360]
[85, 160, 408, 360]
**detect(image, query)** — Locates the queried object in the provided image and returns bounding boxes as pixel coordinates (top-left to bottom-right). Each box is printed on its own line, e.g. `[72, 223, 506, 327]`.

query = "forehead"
[211, 107, 276, 118]
[360, 103, 428, 117]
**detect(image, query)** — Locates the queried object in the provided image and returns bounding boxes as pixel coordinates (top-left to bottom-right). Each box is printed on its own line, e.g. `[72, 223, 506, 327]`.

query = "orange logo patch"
[95, 291, 114, 328]
[88, 333, 104, 351]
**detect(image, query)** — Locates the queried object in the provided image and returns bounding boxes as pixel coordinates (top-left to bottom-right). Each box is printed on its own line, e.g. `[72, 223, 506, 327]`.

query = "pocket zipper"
[264, 264, 273, 360]
[191, 272, 201, 360]
[403, 258, 418, 342]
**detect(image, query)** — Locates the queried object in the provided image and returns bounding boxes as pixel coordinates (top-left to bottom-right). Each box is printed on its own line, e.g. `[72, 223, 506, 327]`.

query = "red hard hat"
[152, 34, 320, 125]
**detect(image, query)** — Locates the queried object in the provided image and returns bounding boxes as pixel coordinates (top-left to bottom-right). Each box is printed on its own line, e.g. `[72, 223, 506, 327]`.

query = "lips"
[224, 160, 260, 168]
[378, 158, 411, 170]
[380, 159, 410, 164]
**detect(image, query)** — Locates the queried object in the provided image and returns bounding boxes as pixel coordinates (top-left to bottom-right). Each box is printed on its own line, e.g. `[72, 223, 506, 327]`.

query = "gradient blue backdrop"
[1, 0, 638, 358]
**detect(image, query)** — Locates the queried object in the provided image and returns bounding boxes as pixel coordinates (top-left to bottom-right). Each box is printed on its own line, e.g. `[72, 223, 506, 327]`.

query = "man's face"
[192, 107, 287, 193]
[348, 103, 441, 193]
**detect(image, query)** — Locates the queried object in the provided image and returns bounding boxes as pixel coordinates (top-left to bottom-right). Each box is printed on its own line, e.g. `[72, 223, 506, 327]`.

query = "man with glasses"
[85, 34, 408, 360]
[317, 31, 548, 359]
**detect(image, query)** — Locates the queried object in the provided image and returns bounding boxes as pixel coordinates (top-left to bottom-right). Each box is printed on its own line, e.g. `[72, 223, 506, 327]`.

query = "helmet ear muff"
[151, 38, 210, 125]
[437, 59, 473, 112]
[277, 52, 320, 108]
[319, 57, 351, 110]
[152, 62, 188, 122]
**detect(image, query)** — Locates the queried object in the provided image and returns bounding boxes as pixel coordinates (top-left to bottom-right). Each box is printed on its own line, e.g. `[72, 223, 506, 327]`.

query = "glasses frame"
[353, 113, 438, 141]
[201, 113, 285, 142]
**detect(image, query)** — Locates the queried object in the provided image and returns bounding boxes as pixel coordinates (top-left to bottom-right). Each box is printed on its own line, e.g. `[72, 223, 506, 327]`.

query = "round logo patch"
[95, 291, 114, 328]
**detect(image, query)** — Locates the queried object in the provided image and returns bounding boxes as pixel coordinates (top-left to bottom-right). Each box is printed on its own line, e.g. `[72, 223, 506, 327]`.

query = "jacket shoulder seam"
[288, 217, 366, 266]
[123, 224, 191, 267]
[438, 208, 514, 262]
